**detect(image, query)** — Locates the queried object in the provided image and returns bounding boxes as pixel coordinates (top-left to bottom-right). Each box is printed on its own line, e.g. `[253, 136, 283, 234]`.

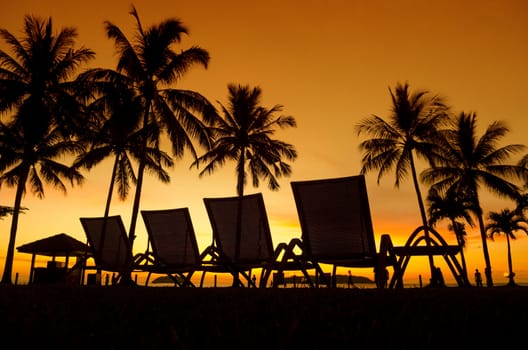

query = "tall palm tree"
[426, 187, 475, 285]
[192, 84, 298, 197]
[355, 82, 450, 280]
[88, 6, 216, 267]
[0, 16, 93, 284]
[421, 112, 528, 287]
[485, 209, 528, 286]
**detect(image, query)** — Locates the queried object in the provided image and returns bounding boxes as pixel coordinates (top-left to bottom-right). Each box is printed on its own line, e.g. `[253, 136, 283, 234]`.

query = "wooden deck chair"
[290, 175, 399, 288]
[140, 208, 203, 287]
[203, 193, 317, 287]
[389, 226, 467, 288]
[80, 215, 144, 285]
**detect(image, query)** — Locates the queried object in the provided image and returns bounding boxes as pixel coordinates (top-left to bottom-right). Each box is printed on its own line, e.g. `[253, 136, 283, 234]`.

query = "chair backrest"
[80, 215, 132, 271]
[290, 175, 377, 261]
[203, 193, 275, 264]
[141, 208, 201, 267]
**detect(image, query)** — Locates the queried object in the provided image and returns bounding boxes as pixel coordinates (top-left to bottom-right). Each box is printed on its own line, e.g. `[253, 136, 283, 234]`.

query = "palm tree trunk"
[128, 100, 152, 249]
[409, 152, 436, 281]
[456, 235, 469, 286]
[103, 155, 119, 218]
[506, 234, 515, 286]
[1, 170, 28, 284]
[473, 195, 494, 287]
[93, 155, 120, 281]
[233, 152, 246, 287]
[123, 100, 152, 285]
[451, 219, 470, 286]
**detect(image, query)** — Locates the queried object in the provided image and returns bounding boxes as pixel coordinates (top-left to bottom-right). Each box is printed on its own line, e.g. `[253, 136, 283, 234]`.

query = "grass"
[0, 285, 526, 349]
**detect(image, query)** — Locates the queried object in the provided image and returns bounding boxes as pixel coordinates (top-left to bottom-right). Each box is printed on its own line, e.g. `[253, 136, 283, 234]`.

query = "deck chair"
[140, 208, 202, 287]
[290, 175, 399, 288]
[80, 215, 144, 285]
[203, 193, 317, 287]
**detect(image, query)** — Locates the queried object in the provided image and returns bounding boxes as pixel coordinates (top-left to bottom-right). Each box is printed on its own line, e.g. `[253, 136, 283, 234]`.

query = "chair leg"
[145, 272, 152, 286]
[200, 271, 206, 287]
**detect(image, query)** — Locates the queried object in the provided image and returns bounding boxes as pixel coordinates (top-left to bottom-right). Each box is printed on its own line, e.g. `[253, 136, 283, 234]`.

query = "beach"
[0, 285, 526, 349]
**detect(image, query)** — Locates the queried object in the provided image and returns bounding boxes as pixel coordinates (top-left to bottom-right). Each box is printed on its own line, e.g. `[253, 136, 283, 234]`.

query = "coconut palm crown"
[192, 84, 298, 197]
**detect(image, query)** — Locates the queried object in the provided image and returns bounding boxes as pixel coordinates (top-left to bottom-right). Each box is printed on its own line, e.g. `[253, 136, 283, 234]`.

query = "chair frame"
[140, 208, 203, 287]
[203, 193, 315, 287]
[289, 175, 400, 288]
[80, 215, 145, 285]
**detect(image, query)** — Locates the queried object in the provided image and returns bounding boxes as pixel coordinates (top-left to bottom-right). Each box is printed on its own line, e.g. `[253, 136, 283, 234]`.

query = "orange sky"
[1, 0, 528, 285]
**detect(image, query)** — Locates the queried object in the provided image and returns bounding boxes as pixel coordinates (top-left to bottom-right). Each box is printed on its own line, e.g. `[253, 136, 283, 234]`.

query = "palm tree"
[88, 6, 216, 266]
[192, 84, 298, 197]
[426, 187, 475, 285]
[191, 84, 297, 285]
[0, 16, 93, 284]
[0, 121, 85, 284]
[73, 77, 174, 219]
[355, 81, 450, 280]
[421, 112, 528, 287]
[485, 209, 528, 286]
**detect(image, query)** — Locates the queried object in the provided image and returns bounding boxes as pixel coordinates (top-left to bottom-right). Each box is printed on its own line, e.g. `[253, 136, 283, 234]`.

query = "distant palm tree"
[421, 112, 528, 287]
[87, 6, 216, 267]
[192, 84, 298, 197]
[0, 16, 93, 284]
[485, 209, 528, 286]
[355, 82, 450, 279]
[426, 187, 475, 285]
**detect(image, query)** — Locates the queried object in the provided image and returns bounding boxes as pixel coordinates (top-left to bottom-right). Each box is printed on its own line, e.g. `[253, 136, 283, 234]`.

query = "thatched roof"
[17, 233, 90, 257]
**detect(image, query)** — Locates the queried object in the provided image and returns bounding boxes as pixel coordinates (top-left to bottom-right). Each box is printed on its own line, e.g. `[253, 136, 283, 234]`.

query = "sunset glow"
[1, 0, 528, 286]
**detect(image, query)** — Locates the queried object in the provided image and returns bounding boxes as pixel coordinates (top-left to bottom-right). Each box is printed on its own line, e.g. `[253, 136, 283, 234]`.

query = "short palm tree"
[86, 6, 216, 263]
[191, 84, 297, 280]
[426, 187, 475, 285]
[0, 121, 85, 284]
[192, 84, 298, 197]
[74, 78, 173, 219]
[421, 112, 528, 287]
[0, 16, 93, 284]
[485, 209, 528, 286]
[355, 82, 450, 279]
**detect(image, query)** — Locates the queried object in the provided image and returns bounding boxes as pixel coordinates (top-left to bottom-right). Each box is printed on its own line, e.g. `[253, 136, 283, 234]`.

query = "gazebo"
[17, 233, 91, 284]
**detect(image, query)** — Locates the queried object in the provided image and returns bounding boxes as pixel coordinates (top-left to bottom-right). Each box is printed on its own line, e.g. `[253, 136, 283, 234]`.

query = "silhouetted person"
[347, 270, 355, 288]
[474, 269, 483, 287]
